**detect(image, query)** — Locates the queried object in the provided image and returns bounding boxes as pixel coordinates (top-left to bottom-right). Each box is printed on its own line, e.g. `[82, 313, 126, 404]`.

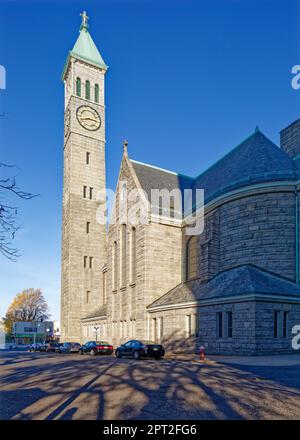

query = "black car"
[115, 340, 165, 360]
[78, 341, 113, 356]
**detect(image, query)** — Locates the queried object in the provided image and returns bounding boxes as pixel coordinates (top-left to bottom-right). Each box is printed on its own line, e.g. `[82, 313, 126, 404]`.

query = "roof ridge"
[131, 159, 194, 180]
[194, 130, 260, 181]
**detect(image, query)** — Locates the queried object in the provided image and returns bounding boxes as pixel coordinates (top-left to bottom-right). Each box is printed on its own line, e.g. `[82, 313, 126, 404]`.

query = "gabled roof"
[131, 160, 193, 215]
[192, 129, 300, 204]
[131, 160, 193, 198]
[148, 265, 300, 309]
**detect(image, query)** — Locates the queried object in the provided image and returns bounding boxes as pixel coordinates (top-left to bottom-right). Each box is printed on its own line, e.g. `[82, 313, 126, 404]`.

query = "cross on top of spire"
[80, 11, 89, 30]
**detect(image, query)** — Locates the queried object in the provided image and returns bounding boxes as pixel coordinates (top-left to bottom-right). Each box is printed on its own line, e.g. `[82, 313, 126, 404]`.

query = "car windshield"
[97, 341, 109, 345]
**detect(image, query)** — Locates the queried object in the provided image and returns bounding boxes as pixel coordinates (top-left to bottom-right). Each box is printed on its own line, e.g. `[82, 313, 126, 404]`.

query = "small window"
[76, 77, 81, 97]
[83, 186, 87, 198]
[217, 312, 223, 338]
[86, 152, 90, 164]
[283, 311, 288, 338]
[274, 311, 279, 338]
[159, 317, 163, 339]
[86, 222, 90, 234]
[86, 291, 90, 303]
[185, 315, 191, 338]
[89, 257, 93, 269]
[89, 187, 93, 200]
[227, 311, 233, 338]
[85, 80, 90, 100]
[95, 84, 99, 103]
[84, 256, 88, 268]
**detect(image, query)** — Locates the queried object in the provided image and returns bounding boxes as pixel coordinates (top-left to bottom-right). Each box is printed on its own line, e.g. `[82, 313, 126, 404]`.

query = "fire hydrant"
[199, 345, 205, 361]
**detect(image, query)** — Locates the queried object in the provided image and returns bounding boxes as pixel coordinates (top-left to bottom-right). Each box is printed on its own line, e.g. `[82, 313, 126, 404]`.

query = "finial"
[80, 11, 89, 31]
[255, 125, 260, 133]
[123, 140, 128, 155]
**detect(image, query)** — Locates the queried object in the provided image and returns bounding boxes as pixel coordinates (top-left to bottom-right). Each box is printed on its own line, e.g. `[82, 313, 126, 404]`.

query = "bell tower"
[61, 12, 107, 341]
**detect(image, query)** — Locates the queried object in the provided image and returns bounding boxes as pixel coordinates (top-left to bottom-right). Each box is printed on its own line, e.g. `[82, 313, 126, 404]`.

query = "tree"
[0, 162, 36, 260]
[3, 288, 50, 334]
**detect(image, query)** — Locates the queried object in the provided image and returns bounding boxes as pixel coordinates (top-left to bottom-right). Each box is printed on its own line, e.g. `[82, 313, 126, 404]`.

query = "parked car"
[39, 340, 60, 352]
[29, 342, 42, 352]
[115, 340, 165, 360]
[11, 343, 30, 350]
[57, 342, 81, 353]
[78, 341, 113, 356]
[54, 343, 64, 353]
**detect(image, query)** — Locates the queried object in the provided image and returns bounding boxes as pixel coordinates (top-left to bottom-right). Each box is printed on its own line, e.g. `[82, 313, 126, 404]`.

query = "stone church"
[61, 13, 300, 355]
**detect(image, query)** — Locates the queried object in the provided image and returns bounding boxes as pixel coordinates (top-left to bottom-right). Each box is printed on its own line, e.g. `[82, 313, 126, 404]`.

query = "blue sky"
[0, 0, 299, 321]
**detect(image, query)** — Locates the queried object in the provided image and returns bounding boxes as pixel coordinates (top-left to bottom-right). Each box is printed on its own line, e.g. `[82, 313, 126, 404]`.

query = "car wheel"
[90, 349, 96, 356]
[154, 356, 162, 360]
[79, 350, 83, 355]
[115, 350, 122, 358]
[133, 350, 140, 360]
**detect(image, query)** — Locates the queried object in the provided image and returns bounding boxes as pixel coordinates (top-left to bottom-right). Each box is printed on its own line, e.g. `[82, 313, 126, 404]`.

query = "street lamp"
[94, 326, 99, 342]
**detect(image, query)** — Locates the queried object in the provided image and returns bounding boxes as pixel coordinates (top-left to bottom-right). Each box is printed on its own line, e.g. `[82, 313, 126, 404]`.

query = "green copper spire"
[62, 11, 107, 80]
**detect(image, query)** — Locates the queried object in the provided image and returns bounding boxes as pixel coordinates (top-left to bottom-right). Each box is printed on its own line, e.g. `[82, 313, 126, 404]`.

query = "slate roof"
[148, 265, 300, 309]
[131, 160, 193, 201]
[82, 304, 107, 320]
[130, 130, 300, 211]
[192, 129, 300, 204]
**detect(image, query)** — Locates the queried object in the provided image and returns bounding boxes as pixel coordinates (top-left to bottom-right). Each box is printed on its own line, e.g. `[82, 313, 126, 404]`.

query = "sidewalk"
[165, 352, 300, 367]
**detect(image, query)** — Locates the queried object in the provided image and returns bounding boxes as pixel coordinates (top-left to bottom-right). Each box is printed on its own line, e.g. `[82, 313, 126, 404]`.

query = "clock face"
[76, 105, 101, 131]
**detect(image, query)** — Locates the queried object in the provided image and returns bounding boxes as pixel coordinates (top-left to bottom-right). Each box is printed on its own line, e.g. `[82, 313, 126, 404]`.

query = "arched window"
[186, 236, 197, 280]
[94, 84, 99, 103]
[76, 77, 81, 97]
[120, 224, 127, 288]
[112, 241, 117, 291]
[85, 80, 90, 100]
[130, 227, 136, 284]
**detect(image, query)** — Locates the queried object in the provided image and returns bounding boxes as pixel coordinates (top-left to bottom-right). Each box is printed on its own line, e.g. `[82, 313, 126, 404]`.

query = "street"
[0, 351, 300, 420]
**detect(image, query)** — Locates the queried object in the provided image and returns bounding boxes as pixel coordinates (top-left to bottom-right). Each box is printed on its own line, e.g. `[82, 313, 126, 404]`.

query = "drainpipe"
[296, 187, 299, 285]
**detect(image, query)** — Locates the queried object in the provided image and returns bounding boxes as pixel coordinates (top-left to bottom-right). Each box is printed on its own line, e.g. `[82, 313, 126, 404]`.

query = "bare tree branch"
[0, 162, 38, 260]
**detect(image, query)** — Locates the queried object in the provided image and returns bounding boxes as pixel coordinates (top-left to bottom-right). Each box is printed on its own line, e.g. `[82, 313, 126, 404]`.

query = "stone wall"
[218, 191, 296, 281]
[148, 300, 300, 355]
[182, 189, 297, 284]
